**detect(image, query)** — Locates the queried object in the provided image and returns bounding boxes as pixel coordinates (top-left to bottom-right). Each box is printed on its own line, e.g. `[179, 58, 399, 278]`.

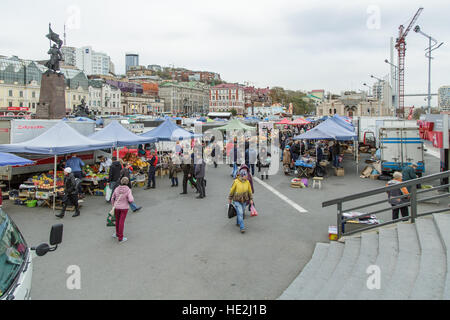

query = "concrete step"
[383, 223, 421, 300]
[359, 226, 399, 300]
[335, 231, 379, 300]
[315, 237, 361, 300]
[295, 241, 344, 300]
[278, 243, 329, 300]
[409, 217, 446, 300]
[433, 213, 450, 300]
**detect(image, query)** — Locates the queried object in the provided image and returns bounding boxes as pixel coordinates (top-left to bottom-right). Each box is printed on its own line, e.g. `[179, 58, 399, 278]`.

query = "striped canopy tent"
[290, 118, 311, 125]
[276, 118, 292, 125]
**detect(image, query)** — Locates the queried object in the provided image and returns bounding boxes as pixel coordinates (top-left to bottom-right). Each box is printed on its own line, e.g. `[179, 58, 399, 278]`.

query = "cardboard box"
[335, 168, 345, 177]
[370, 174, 380, 180]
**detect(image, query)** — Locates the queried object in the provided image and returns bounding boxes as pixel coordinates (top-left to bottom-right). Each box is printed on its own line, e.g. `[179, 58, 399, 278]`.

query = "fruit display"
[30, 172, 64, 190]
[123, 153, 148, 168]
[83, 165, 108, 180]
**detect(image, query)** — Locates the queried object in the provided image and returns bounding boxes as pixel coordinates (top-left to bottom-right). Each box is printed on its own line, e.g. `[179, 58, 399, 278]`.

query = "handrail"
[324, 170, 450, 239]
[323, 171, 450, 208]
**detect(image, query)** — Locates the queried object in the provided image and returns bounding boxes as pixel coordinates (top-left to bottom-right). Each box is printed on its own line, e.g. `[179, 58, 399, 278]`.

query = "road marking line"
[254, 177, 308, 213]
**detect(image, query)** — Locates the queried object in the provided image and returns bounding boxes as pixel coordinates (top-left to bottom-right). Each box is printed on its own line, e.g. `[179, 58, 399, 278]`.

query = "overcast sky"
[1, 0, 449, 108]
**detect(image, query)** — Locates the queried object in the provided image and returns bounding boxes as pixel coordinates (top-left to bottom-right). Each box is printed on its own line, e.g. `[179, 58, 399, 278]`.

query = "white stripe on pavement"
[254, 177, 308, 213]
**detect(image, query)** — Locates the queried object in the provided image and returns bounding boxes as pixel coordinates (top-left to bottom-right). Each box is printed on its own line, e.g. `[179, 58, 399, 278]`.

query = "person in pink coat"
[111, 177, 134, 243]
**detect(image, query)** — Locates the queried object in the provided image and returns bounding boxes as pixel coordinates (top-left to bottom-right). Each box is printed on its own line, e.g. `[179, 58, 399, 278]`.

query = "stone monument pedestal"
[36, 72, 66, 119]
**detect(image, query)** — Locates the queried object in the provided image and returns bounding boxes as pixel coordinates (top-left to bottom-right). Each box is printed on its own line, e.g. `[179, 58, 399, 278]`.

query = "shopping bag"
[106, 212, 116, 227]
[250, 205, 258, 217]
[105, 185, 112, 202]
[228, 203, 237, 219]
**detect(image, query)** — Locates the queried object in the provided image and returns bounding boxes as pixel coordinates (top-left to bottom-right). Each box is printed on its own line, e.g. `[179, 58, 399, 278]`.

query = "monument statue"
[36, 24, 67, 119]
[73, 98, 91, 118]
[44, 25, 63, 73]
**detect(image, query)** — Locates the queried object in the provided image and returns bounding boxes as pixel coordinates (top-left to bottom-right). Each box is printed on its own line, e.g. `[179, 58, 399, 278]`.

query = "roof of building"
[212, 83, 243, 89]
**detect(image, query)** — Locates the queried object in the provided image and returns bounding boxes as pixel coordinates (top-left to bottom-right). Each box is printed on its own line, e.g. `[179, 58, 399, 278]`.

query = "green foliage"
[230, 108, 238, 116]
[269, 87, 315, 115]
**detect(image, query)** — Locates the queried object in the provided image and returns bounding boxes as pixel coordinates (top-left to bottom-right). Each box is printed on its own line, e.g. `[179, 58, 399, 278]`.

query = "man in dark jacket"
[332, 142, 341, 168]
[194, 153, 206, 199]
[180, 153, 197, 195]
[291, 141, 301, 162]
[108, 157, 122, 194]
[402, 163, 418, 192]
[145, 150, 158, 190]
[56, 167, 80, 218]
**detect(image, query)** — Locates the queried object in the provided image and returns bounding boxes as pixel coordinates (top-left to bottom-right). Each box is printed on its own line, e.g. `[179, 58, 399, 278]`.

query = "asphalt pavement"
[5, 149, 445, 300]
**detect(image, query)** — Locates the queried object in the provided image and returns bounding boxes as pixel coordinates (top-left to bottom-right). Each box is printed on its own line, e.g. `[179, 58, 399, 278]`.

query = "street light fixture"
[414, 25, 444, 114]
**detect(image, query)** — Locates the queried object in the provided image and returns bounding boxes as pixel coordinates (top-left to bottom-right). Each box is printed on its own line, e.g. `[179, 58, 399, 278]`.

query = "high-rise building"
[125, 53, 139, 72]
[61, 46, 113, 76]
[76, 46, 111, 76]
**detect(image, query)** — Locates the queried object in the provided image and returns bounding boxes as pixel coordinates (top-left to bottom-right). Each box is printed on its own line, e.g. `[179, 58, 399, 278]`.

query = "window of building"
[32, 91, 36, 98]
[32, 103, 35, 109]
[8, 101, 13, 107]
[8, 90, 13, 97]
[73, 95, 76, 100]
[19, 102, 23, 108]
[19, 91, 23, 98]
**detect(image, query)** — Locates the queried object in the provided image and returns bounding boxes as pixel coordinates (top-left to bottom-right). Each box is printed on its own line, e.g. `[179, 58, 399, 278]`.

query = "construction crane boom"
[395, 8, 423, 118]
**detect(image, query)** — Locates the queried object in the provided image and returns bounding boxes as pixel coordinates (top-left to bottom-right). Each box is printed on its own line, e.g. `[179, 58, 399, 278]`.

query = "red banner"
[428, 131, 443, 148]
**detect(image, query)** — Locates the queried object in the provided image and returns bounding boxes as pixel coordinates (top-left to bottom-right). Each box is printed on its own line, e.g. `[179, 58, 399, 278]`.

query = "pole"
[428, 36, 432, 114]
[53, 155, 57, 212]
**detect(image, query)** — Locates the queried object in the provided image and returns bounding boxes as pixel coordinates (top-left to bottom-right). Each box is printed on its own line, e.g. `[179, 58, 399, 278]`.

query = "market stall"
[140, 119, 203, 178]
[0, 121, 114, 211]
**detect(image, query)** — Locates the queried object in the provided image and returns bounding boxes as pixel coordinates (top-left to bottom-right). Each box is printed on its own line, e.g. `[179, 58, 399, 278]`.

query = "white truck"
[0, 119, 110, 182]
[0, 208, 63, 300]
[354, 117, 417, 149]
[379, 126, 425, 175]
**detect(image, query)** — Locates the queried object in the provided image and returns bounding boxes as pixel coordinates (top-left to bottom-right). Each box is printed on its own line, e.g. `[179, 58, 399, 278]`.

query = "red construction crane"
[395, 7, 423, 118]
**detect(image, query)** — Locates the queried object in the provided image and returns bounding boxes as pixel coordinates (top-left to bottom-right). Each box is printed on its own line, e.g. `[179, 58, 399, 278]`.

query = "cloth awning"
[89, 120, 156, 147]
[291, 118, 311, 125]
[0, 152, 34, 166]
[276, 118, 292, 125]
[294, 118, 357, 141]
[0, 121, 115, 155]
[140, 119, 202, 142]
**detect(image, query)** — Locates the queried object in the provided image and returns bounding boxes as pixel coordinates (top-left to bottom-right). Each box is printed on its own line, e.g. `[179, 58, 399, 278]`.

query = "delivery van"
[379, 127, 425, 174]
[0, 208, 63, 300]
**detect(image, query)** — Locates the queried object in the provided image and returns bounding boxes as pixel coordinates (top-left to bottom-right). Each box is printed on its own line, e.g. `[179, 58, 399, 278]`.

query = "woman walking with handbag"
[228, 169, 254, 234]
[111, 177, 134, 243]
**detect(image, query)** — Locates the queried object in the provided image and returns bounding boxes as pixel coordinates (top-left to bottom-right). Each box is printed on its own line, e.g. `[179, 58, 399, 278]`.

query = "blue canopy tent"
[0, 121, 115, 210]
[293, 127, 335, 140]
[140, 119, 202, 142]
[95, 118, 104, 126]
[0, 153, 34, 167]
[294, 117, 358, 174]
[198, 117, 207, 123]
[331, 114, 355, 132]
[89, 120, 156, 148]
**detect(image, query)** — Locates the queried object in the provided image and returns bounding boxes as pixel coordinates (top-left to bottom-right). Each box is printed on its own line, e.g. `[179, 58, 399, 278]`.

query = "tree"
[230, 108, 237, 116]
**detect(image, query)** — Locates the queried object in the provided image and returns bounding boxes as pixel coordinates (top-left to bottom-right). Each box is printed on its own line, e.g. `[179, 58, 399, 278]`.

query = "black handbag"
[228, 203, 237, 219]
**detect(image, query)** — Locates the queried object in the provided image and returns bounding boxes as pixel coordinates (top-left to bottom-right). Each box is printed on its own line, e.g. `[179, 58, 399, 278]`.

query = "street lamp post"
[414, 25, 444, 114]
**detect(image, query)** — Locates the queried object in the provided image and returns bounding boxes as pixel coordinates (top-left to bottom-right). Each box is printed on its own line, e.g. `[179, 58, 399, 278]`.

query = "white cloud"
[0, 0, 449, 108]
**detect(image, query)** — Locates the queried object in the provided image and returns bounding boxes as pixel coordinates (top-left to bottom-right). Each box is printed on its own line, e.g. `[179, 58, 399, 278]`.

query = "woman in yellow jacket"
[229, 169, 254, 233]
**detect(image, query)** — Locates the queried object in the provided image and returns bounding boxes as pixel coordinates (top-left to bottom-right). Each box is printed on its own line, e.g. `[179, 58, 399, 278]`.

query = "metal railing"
[323, 171, 450, 239]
